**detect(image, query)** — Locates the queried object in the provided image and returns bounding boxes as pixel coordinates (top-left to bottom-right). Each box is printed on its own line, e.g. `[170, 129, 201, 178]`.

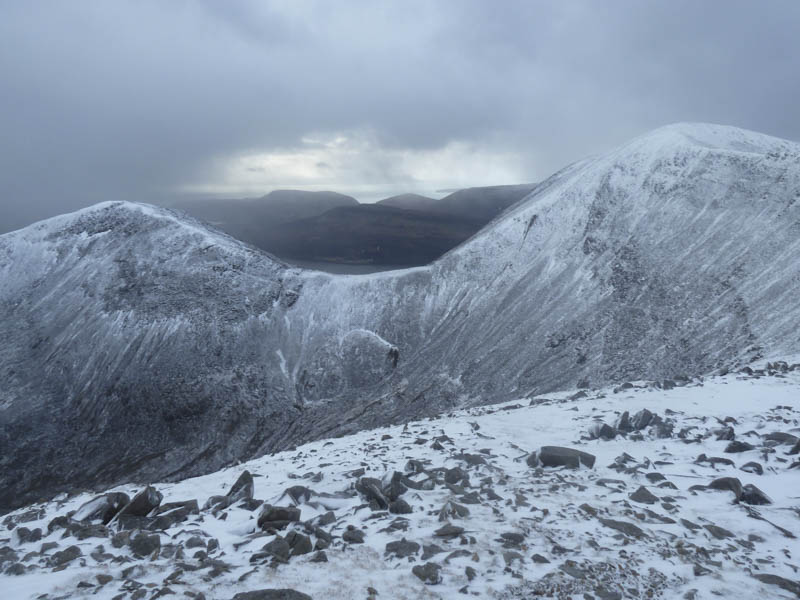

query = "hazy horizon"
[2, 1, 799, 232]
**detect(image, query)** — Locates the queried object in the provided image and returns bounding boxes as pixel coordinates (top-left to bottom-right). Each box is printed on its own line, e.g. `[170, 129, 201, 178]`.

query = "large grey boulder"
[528, 446, 596, 469]
[73, 492, 130, 524]
[231, 591, 312, 600]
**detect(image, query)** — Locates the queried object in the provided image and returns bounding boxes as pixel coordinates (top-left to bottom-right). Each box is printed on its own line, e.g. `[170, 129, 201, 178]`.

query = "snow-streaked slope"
[2, 123, 800, 512]
[1, 366, 799, 599]
[281, 123, 800, 435]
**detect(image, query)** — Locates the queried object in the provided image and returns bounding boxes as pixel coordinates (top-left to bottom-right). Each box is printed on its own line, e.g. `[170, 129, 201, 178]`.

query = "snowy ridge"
[2, 123, 800, 511]
[1, 365, 799, 599]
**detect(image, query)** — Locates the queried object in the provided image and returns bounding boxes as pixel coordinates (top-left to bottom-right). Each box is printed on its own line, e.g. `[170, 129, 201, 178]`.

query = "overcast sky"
[1, 1, 799, 232]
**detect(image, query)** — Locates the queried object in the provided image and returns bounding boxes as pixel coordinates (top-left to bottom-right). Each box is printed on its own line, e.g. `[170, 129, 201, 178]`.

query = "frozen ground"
[2, 362, 799, 599]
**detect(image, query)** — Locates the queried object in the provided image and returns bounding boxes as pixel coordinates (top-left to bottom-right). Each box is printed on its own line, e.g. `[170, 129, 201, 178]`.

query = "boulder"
[258, 536, 291, 563]
[615, 411, 632, 432]
[588, 423, 617, 440]
[412, 562, 442, 585]
[385, 538, 420, 558]
[389, 499, 412, 514]
[355, 477, 389, 510]
[708, 477, 743, 500]
[631, 409, 654, 431]
[258, 505, 301, 531]
[751, 574, 800, 598]
[73, 492, 130, 524]
[629, 486, 658, 505]
[434, 523, 464, 538]
[599, 518, 646, 539]
[114, 486, 163, 521]
[529, 446, 596, 469]
[49, 545, 82, 567]
[725, 440, 755, 453]
[14, 527, 42, 544]
[740, 483, 772, 505]
[342, 526, 365, 544]
[764, 432, 799, 446]
[150, 500, 199, 529]
[227, 470, 255, 503]
[130, 532, 160, 557]
[285, 531, 313, 557]
[282, 486, 315, 505]
[231, 591, 312, 600]
[740, 462, 764, 475]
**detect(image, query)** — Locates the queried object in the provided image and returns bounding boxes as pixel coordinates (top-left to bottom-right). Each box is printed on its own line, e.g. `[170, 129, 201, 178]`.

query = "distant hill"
[169, 190, 358, 246]
[376, 193, 439, 212]
[434, 183, 538, 220]
[168, 185, 538, 268]
[377, 185, 538, 222]
[263, 203, 481, 265]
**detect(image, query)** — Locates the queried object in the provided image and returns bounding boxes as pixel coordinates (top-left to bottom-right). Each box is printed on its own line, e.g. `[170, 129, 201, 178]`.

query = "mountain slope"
[2, 366, 800, 599]
[2, 123, 800, 511]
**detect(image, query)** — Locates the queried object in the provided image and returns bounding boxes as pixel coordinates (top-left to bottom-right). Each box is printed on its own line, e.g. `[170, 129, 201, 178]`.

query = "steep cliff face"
[2, 123, 800, 511]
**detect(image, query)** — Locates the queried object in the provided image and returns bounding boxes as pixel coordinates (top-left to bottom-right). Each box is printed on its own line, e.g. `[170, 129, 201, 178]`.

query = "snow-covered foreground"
[2, 365, 800, 599]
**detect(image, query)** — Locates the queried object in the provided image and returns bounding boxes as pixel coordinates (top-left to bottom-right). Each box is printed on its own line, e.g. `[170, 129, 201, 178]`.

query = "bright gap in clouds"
[179, 130, 533, 202]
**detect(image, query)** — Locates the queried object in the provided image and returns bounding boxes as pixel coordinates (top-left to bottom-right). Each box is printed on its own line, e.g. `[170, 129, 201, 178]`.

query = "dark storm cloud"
[1, 0, 798, 231]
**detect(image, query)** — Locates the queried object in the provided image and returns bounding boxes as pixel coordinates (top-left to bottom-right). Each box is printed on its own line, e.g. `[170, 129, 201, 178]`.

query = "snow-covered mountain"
[2, 123, 800, 512]
[1, 365, 799, 599]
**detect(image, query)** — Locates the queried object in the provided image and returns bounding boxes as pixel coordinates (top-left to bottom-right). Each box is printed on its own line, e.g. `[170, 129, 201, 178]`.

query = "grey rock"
[444, 467, 468, 485]
[150, 500, 199, 529]
[73, 492, 130, 524]
[310, 550, 327, 563]
[740, 461, 764, 475]
[708, 477, 743, 500]
[231, 590, 312, 600]
[388, 499, 412, 514]
[588, 423, 617, 440]
[532, 553, 550, 564]
[50, 545, 82, 566]
[764, 432, 799, 446]
[528, 446, 596, 469]
[227, 470, 255, 503]
[115, 487, 163, 521]
[751, 573, 800, 597]
[130, 532, 161, 557]
[385, 538, 420, 558]
[422, 544, 445, 560]
[434, 524, 464, 538]
[342, 526, 365, 544]
[284, 531, 312, 557]
[629, 486, 659, 504]
[355, 478, 389, 510]
[257, 505, 300, 531]
[14, 527, 42, 544]
[438, 500, 470, 522]
[631, 409, 654, 431]
[599, 518, 647, 539]
[725, 440, 755, 453]
[740, 483, 772, 505]
[412, 562, 442, 585]
[260, 536, 291, 563]
[500, 532, 525, 547]
[704, 524, 734, 539]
